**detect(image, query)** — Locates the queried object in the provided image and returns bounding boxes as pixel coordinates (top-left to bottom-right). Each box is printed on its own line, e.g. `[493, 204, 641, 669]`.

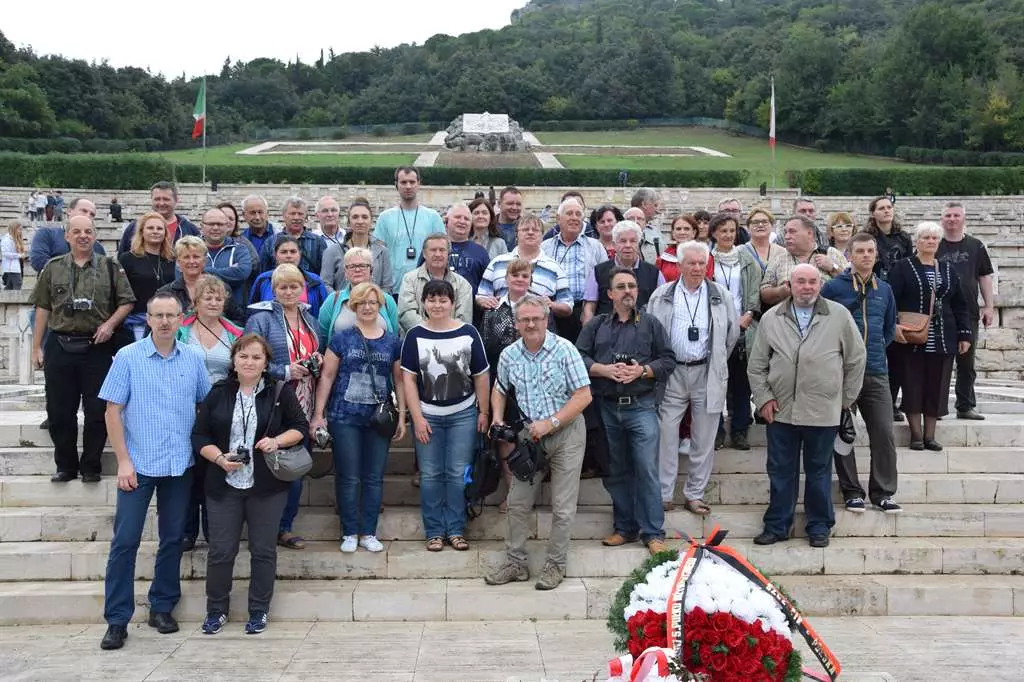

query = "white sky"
[3, 0, 527, 78]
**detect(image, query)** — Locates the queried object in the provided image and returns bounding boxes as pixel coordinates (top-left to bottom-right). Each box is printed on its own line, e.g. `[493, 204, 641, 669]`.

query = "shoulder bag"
[896, 288, 934, 345]
[262, 381, 313, 481]
[359, 331, 399, 439]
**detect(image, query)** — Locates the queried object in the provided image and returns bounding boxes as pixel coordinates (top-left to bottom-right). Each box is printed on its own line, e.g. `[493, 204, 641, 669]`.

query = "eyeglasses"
[749, 219, 771, 227]
[355, 300, 380, 308]
[345, 263, 371, 271]
[832, 223, 854, 230]
[516, 316, 547, 326]
[612, 283, 638, 291]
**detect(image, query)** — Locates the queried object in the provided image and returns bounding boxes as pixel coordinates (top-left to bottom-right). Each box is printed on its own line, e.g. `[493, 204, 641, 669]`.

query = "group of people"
[26, 189, 64, 223]
[25, 170, 994, 649]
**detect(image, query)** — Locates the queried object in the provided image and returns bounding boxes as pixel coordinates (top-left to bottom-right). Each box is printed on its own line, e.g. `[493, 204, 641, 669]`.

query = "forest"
[1, 0, 1023, 154]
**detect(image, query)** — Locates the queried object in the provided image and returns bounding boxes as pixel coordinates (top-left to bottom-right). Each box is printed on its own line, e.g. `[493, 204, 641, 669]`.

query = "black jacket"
[192, 377, 309, 498]
[887, 256, 971, 355]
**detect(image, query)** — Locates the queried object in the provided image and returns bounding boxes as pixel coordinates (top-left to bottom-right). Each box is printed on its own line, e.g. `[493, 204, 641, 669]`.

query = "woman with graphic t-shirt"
[311, 282, 406, 554]
[400, 279, 490, 553]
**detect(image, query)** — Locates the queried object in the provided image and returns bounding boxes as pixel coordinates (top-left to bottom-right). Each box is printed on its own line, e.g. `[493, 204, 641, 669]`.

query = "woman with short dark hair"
[469, 197, 508, 260]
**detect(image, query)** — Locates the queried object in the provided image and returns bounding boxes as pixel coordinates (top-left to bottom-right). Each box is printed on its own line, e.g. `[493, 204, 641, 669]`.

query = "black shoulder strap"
[106, 256, 116, 312]
[263, 380, 286, 438]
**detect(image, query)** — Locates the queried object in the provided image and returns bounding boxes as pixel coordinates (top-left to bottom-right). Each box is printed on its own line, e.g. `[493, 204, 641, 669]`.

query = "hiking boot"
[731, 431, 750, 451]
[535, 560, 564, 591]
[485, 561, 529, 586]
[601, 533, 637, 547]
[646, 538, 667, 555]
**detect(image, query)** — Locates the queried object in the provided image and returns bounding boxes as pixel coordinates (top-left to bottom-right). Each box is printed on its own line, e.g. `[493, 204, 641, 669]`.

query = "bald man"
[747, 263, 865, 548]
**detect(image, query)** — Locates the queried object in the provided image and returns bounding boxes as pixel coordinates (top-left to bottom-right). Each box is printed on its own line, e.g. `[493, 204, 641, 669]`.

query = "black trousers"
[954, 320, 979, 413]
[44, 333, 113, 476]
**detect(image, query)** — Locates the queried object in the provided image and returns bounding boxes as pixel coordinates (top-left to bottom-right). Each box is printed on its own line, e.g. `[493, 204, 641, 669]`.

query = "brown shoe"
[647, 539, 667, 555]
[602, 533, 637, 547]
[662, 501, 675, 512]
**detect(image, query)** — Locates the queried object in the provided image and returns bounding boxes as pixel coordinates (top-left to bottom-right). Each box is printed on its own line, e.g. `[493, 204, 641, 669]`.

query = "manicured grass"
[152, 144, 416, 167]
[542, 127, 912, 186]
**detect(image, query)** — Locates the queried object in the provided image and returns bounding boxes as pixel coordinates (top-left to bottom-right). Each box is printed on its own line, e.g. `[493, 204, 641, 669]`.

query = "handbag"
[262, 381, 313, 482]
[896, 288, 934, 345]
[359, 331, 399, 439]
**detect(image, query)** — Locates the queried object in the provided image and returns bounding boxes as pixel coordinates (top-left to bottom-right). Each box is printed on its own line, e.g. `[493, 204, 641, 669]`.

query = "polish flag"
[769, 76, 776, 150]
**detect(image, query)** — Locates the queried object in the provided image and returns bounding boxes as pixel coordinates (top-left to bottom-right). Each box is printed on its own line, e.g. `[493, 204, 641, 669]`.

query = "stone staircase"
[1, 406, 1023, 626]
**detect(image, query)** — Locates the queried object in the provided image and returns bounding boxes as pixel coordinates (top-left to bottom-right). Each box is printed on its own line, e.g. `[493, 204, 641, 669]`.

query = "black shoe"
[714, 432, 725, 450]
[100, 625, 127, 650]
[81, 473, 101, 483]
[808, 535, 830, 548]
[893, 409, 905, 422]
[50, 471, 77, 483]
[957, 409, 985, 421]
[39, 418, 50, 430]
[147, 611, 179, 634]
[753, 531, 786, 545]
[923, 439, 943, 451]
[909, 440, 925, 451]
[731, 431, 750, 451]
[181, 537, 196, 552]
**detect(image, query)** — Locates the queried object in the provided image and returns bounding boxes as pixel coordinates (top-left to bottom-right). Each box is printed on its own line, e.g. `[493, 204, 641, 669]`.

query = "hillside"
[1, 0, 1023, 154]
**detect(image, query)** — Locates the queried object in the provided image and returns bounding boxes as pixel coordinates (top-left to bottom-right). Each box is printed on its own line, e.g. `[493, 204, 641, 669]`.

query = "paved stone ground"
[0, 617, 1021, 681]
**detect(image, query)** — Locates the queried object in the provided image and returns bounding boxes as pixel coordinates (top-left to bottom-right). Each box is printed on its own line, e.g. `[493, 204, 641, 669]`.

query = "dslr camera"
[300, 355, 321, 379]
[488, 419, 546, 484]
[227, 445, 251, 465]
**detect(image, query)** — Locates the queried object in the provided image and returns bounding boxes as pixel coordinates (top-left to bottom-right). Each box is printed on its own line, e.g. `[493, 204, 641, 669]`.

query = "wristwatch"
[550, 416, 561, 430]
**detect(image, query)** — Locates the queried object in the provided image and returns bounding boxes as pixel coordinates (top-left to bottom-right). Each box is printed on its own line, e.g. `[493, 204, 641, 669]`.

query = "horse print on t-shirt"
[417, 337, 473, 402]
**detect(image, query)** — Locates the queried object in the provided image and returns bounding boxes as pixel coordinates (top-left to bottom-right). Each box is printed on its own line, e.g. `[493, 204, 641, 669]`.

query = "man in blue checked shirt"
[485, 294, 592, 592]
[97, 291, 212, 651]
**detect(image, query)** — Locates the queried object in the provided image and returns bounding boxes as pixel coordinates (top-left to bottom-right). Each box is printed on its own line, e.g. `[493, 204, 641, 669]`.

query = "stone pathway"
[0, 617, 1021, 681]
[533, 152, 564, 169]
[413, 151, 440, 168]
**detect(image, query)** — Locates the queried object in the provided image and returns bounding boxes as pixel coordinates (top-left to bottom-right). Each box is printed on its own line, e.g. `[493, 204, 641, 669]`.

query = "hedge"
[0, 153, 175, 189]
[0, 138, 163, 154]
[894, 146, 1024, 167]
[787, 167, 1024, 196]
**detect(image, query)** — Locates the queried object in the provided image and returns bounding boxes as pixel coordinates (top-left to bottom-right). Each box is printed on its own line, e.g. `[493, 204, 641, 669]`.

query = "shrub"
[371, 125, 387, 138]
[401, 122, 421, 136]
[792, 167, 1024, 196]
[330, 128, 348, 140]
[297, 128, 312, 140]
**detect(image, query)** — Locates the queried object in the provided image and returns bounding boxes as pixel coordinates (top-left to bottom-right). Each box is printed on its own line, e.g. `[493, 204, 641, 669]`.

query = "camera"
[613, 353, 636, 365]
[300, 355, 321, 380]
[488, 419, 546, 484]
[488, 421, 522, 443]
[227, 445, 251, 465]
[64, 298, 94, 313]
[313, 426, 331, 449]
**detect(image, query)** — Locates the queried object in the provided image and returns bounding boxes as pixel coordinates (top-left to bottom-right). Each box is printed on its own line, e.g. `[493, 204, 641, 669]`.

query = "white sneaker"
[677, 438, 691, 455]
[359, 535, 385, 552]
[340, 535, 358, 553]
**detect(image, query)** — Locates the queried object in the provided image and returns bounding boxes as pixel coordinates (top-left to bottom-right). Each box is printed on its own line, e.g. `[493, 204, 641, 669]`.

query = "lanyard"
[238, 391, 255, 439]
[717, 262, 734, 290]
[196, 318, 234, 351]
[286, 314, 311, 361]
[400, 207, 420, 248]
[682, 285, 703, 328]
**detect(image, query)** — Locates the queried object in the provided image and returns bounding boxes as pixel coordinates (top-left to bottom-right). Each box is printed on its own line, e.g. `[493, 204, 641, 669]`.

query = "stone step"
[1, 573, 1022, 625]
[1, 444, 1022, 477]
[3, 536, 1024, 583]
[3, 471, 1023, 508]
[3, 503, 1022, 543]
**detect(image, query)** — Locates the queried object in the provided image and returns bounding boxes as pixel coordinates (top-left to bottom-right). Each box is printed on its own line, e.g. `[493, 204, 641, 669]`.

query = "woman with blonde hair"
[120, 211, 176, 339]
[827, 212, 856, 256]
[1, 219, 28, 290]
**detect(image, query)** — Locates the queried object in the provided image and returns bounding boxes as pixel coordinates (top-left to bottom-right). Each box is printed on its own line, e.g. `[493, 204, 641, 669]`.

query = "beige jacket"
[746, 296, 866, 427]
[397, 265, 473, 334]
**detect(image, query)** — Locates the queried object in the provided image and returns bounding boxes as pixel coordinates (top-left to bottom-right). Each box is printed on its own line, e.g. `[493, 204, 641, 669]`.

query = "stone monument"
[443, 112, 530, 152]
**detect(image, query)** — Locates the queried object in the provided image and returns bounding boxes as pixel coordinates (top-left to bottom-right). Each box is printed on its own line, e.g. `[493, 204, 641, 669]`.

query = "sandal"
[277, 532, 306, 549]
[447, 535, 469, 551]
[499, 497, 509, 513]
[425, 536, 444, 552]
[684, 499, 711, 517]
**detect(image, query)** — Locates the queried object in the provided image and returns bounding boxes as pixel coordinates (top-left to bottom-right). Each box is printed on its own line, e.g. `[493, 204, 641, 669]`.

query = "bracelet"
[214, 454, 225, 464]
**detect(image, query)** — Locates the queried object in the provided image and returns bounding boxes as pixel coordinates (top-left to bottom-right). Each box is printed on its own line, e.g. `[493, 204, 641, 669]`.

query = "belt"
[52, 331, 94, 338]
[677, 357, 708, 367]
[602, 393, 652, 406]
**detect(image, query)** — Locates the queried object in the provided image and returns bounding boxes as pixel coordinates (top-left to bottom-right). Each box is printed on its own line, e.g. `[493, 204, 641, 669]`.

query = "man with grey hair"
[582, 220, 665, 324]
[541, 197, 608, 341]
[630, 188, 665, 260]
[486, 294, 592, 591]
[622, 206, 661, 264]
[647, 241, 739, 514]
[760, 215, 846, 308]
[258, 196, 327, 275]
[748, 263, 865, 548]
[117, 181, 200, 255]
[312, 196, 344, 248]
[793, 197, 829, 249]
[240, 195, 277, 254]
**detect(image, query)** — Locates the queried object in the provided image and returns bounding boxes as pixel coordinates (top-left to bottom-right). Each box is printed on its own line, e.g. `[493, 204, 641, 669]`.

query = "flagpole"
[769, 75, 776, 198]
[201, 76, 207, 186]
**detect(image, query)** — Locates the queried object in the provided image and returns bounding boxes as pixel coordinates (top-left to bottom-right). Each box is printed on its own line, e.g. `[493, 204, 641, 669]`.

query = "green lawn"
[541, 127, 911, 186]
[152, 144, 416, 167]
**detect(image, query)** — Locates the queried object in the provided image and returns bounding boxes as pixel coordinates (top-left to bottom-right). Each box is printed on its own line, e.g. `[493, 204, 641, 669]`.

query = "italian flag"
[192, 78, 206, 140]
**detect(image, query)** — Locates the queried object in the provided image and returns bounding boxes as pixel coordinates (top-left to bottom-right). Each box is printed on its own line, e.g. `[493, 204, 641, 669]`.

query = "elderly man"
[541, 197, 608, 341]
[822, 233, 900, 514]
[30, 197, 107, 272]
[630, 188, 665, 260]
[397, 233, 473, 332]
[648, 241, 739, 514]
[259, 197, 327, 276]
[497, 186, 524, 250]
[582, 220, 665, 324]
[374, 166, 446, 291]
[312, 196, 344, 248]
[200, 208, 252, 307]
[621, 207, 660, 264]
[240, 195, 277, 254]
[445, 202, 491, 294]
[937, 201, 995, 420]
[760, 215, 847, 309]
[748, 264, 866, 547]
[116, 181, 200, 255]
[577, 268, 675, 555]
[793, 197, 829, 249]
[485, 294, 592, 590]
[31, 216, 136, 483]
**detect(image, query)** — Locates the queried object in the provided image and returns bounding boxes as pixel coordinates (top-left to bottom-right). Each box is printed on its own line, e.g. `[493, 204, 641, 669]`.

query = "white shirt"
[714, 261, 743, 317]
[313, 226, 344, 248]
[671, 280, 709, 362]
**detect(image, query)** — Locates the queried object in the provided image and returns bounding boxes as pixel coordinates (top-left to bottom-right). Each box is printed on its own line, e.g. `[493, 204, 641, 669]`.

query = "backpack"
[464, 435, 502, 520]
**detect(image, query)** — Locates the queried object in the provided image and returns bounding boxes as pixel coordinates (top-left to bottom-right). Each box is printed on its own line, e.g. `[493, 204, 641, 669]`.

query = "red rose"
[722, 625, 746, 648]
[724, 655, 743, 676]
[627, 637, 643, 658]
[709, 652, 728, 672]
[687, 607, 710, 628]
[710, 611, 733, 632]
[741, 657, 762, 677]
[699, 644, 714, 664]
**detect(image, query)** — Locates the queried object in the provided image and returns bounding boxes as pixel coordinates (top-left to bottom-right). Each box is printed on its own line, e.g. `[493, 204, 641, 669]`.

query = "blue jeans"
[104, 470, 192, 625]
[329, 421, 389, 537]
[415, 405, 477, 539]
[278, 479, 303, 534]
[600, 394, 663, 542]
[718, 345, 753, 437]
[763, 422, 837, 538]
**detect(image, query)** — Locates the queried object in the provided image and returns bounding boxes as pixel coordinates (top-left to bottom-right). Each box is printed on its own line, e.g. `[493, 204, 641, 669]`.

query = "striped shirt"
[479, 250, 573, 307]
[99, 337, 211, 477]
[496, 332, 590, 422]
[671, 280, 710, 362]
[540, 234, 608, 301]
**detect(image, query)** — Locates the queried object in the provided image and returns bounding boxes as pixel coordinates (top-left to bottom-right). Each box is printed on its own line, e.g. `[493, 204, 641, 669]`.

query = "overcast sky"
[3, 0, 526, 78]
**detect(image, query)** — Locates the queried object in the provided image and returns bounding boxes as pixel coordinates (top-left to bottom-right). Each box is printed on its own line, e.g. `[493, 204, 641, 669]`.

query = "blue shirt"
[99, 337, 211, 477]
[326, 328, 402, 425]
[496, 331, 590, 422]
[374, 206, 445, 290]
[448, 240, 491, 294]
